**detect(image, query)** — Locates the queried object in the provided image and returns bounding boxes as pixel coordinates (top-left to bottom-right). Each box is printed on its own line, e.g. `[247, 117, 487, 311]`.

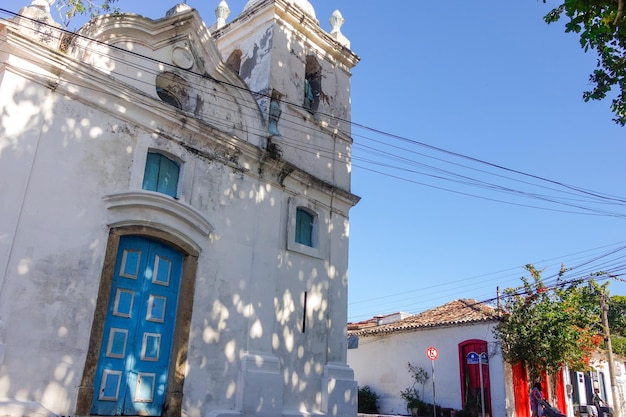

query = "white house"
[0, 1, 360, 416]
[347, 299, 510, 417]
[566, 353, 626, 417]
[348, 299, 626, 417]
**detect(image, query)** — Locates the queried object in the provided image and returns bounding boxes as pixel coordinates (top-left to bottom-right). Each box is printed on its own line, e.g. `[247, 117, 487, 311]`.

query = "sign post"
[466, 352, 488, 417]
[479, 353, 488, 417]
[426, 347, 438, 417]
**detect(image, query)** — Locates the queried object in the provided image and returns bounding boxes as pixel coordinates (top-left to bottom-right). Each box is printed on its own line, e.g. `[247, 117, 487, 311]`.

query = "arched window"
[303, 55, 321, 112]
[155, 72, 189, 110]
[227, 49, 242, 75]
[142, 152, 180, 198]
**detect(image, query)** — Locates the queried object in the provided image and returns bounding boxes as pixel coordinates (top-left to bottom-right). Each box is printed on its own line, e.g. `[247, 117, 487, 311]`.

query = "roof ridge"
[348, 299, 498, 336]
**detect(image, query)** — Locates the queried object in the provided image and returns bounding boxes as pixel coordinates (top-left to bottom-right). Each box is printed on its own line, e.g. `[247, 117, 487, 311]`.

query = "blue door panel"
[92, 236, 182, 416]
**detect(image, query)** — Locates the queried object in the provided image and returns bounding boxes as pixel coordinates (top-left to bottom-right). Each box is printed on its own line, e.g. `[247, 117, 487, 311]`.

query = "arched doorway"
[459, 339, 492, 417]
[91, 236, 182, 415]
[77, 226, 199, 417]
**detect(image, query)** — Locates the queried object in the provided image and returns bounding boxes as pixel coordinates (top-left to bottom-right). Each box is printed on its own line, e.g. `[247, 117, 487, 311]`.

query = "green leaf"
[495, 265, 605, 382]
[540, 0, 626, 125]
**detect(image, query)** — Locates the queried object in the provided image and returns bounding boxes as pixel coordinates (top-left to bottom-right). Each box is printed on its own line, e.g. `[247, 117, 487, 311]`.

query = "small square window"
[142, 152, 180, 198]
[287, 198, 324, 258]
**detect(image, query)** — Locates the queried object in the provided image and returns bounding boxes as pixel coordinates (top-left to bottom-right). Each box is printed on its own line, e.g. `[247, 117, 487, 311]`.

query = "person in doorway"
[530, 382, 544, 417]
[593, 388, 607, 417]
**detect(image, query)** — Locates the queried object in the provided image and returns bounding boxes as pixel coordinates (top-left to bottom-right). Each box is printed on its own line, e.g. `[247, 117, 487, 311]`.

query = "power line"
[347, 241, 626, 321]
[3, 7, 626, 320]
[2, 6, 625, 219]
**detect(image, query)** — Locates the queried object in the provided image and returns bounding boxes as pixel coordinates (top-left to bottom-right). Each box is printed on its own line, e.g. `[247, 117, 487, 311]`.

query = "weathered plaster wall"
[0, 74, 353, 416]
[0, 65, 133, 412]
[213, 2, 358, 193]
[73, 10, 266, 149]
[0, 3, 358, 416]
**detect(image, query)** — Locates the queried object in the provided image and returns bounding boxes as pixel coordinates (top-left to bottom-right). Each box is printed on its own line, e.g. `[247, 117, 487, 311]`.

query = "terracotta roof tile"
[348, 299, 499, 337]
[347, 312, 411, 330]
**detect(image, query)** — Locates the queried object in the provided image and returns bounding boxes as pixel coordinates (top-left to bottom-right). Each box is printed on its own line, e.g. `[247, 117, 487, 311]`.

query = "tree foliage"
[542, 0, 626, 126]
[495, 265, 604, 383]
[608, 295, 626, 334]
[607, 295, 626, 356]
[612, 335, 626, 356]
[54, 0, 120, 28]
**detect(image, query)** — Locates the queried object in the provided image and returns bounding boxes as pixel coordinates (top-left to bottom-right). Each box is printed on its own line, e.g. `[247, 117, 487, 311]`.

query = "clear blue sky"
[8, 0, 626, 321]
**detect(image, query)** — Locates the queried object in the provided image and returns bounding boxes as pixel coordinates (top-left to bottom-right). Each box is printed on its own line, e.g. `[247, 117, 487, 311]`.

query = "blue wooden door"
[91, 236, 183, 416]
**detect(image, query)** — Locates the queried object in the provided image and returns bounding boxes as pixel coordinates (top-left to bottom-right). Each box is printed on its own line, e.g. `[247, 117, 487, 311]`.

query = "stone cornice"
[103, 191, 213, 237]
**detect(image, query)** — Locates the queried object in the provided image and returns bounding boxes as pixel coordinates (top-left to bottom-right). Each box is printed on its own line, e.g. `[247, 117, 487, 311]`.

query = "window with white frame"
[287, 198, 325, 258]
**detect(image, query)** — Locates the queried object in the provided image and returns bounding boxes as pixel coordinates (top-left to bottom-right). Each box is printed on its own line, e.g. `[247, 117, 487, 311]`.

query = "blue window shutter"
[156, 156, 179, 198]
[164, 158, 180, 198]
[295, 208, 313, 247]
[143, 152, 180, 198]
[142, 153, 160, 192]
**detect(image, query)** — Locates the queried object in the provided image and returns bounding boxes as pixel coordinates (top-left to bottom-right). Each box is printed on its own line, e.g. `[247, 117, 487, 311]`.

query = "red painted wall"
[556, 371, 567, 413]
[512, 362, 530, 417]
[511, 363, 568, 417]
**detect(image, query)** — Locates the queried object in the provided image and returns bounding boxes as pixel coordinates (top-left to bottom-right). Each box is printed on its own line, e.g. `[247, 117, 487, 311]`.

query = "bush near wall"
[358, 386, 380, 414]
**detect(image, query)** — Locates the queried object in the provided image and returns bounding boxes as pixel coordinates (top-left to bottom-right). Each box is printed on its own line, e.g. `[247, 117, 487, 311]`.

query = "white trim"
[152, 255, 172, 286]
[146, 295, 167, 323]
[98, 370, 123, 401]
[105, 328, 128, 359]
[141, 333, 161, 362]
[119, 249, 141, 279]
[113, 288, 134, 318]
[134, 372, 156, 402]
[104, 191, 212, 237]
[130, 136, 196, 204]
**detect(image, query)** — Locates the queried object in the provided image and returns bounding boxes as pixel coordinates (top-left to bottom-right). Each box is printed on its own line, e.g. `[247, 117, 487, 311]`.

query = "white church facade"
[0, 1, 360, 416]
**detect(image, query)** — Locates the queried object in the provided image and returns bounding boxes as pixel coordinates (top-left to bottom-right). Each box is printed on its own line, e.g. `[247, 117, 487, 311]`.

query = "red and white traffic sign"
[426, 346, 438, 360]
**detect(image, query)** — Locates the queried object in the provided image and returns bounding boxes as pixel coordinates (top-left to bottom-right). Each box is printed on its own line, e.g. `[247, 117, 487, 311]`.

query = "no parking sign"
[426, 346, 438, 360]
[426, 347, 438, 417]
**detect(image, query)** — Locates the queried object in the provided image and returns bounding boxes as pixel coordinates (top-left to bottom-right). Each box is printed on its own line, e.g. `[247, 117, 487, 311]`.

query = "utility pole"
[600, 292, 621, 417]
[497, 286, 501, 311]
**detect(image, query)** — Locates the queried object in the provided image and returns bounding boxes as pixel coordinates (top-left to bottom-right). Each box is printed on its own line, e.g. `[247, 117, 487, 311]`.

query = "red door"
[459, 340, 492, 417]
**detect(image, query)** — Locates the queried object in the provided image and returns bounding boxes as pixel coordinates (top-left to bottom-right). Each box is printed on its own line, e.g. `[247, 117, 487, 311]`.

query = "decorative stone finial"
[32, 0, 55, 6]
[329, 10, 350, 48]
[329, 10, 343, 33]
[243, 0, 316, 20]
[215, 0, 230, 29]
[166, 3, 192, 18]
[13, 0, 62, 47]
